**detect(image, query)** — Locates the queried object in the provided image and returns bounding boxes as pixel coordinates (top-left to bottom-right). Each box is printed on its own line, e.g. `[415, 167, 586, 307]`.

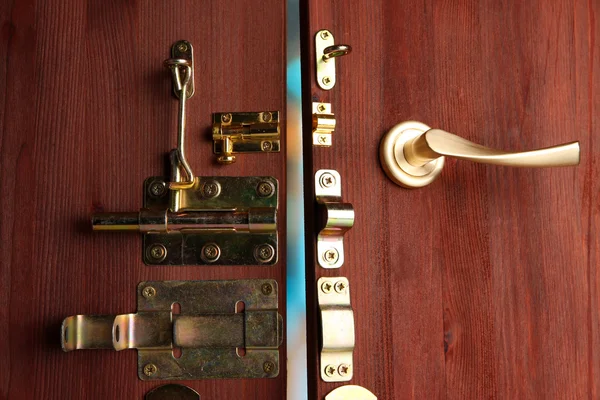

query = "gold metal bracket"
[62, 280, 283, 380]
[212, 111, 280, 164]
[315, 169, 354, 269]
[315, 30, 352, 90]
[93, 176, 279, 266]
[312, 103, 336, 147]
[325, 386, 377, 400]
[318, 277, 355, 382]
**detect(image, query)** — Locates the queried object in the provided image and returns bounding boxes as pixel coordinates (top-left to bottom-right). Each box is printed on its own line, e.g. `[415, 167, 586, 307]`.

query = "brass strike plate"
[212, 111, 280, 164]
[62, 280, 283, 380]
[312, 102, 335, 147]
[143, 176, 278, 266]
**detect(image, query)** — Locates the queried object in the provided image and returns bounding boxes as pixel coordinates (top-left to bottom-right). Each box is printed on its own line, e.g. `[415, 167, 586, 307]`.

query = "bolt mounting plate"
[143, 176, 278, 266]
[61, 280, 283, 380]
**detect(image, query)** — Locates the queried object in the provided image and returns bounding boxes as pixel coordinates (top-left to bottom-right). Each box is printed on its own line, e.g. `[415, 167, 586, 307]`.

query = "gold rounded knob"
[380, 121, 580, 188]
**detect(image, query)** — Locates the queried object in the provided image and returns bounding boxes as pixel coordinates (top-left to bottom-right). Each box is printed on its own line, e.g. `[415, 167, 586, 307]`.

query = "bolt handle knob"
[380, 121, 581, 188]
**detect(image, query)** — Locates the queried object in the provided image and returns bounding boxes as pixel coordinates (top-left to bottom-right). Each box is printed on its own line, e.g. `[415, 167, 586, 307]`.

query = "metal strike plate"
[312, 102, 336, 147]
[325, 386, 377, 400]
[62, 280, 283, 380]
[318, 277, 354, 382]
[169, 40, 194, 99]
[142, 176, 278, 266]
[315, 170, 354, 269]
[213, 112, 280, 164]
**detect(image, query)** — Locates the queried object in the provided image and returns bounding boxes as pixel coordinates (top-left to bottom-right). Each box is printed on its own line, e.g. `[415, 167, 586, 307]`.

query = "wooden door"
[301, 1, 599, 399]
[0, 1, 286, 399]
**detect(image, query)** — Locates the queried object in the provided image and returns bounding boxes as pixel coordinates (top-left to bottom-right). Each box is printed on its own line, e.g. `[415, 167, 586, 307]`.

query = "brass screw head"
[201, 243, 221, 263]
[263, 361, 275, 374]
[148, 244, 167, 263]
[261, 282, 273, 295]
[256, 181, 275, 197]
[322, 76, 332, 86]
[221, 113, 232, 123]
[324, 364, 337, 377]
[148, 180, 167, 197]
[338, 363, 351, 377]
[323, 248, 339, 265]
[143, 363, 157, 377]
[261, 141, 273, 151]
[262, 112, 272, 122]
[142, 286, 156, 298]
[318, 135, 328, 144]
[317, 103, 326, 112]
[334, 281, 347, 293]
[320, 31, 330, 40]
[319, 172, 336, 188]
[254, 244, 275, 263]
[177, 42, 188, 52]
[321, 280, 333, 294]
[201, 181, 220, 198]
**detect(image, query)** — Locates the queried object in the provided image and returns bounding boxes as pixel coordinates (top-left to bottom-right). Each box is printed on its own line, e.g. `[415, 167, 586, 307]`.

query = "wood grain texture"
[302, 0, 598, 398]
[0, 1, 286, 399]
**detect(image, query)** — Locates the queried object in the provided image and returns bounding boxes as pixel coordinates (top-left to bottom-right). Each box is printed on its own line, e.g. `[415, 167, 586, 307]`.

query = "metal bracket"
[315, 170, 354, 269]
[167, 40, 194, 99]
[62, 280, 283, 380]
[213, 111, 280, 164]
[93, 176, 278, 266]
[315, 30, 352, 90]
[325, 386, 377, 400]
[312, 103, 336, 147]
[318, 277, 355, 382]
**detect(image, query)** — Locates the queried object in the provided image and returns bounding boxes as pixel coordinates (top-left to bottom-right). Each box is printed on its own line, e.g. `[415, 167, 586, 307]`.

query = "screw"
[201, 181, 220, 198]
[148, 180, 166, 198]
[177, 42, 188, 52]
[221, 113, 232, 123]
[324, 364, 337, 377]
[319, 172, 336, 188]
[147, 244, 167, 263]
[321, 280, 333, 294]
[142, 286, 156, 298]
[317, 103, 326, 112]
[323, 248, 339, 265]
[263, 361, 275, 373]
[261, 141, 273, 151]
[322, 76, 332, 86]
[318, 135, 328, 144]
[261, 282, 273, 295]
[334, 281, 347, 293]
[201, 243, 221, 262]
[338, 364, 351, 377]
[257, 181, 275, 197]
[255, 244, 275, 263]
[262, 112, 272, 122]
[143, 363, 157, 377]
[320, 31, 330, 40]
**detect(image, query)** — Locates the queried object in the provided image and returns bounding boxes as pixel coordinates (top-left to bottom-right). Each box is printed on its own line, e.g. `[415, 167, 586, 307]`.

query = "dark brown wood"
[0, 1, 286, 399]
[302, 0, 599, 398]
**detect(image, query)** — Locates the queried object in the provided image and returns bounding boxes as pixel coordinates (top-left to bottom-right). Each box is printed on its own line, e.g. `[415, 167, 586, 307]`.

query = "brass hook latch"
[315, 30, 352, 90]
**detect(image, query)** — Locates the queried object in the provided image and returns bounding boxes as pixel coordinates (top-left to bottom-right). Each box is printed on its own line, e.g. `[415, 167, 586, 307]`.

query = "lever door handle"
[379, 121, 580, 188]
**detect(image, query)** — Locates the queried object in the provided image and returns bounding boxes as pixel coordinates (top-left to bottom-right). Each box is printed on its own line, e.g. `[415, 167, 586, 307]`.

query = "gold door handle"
[379, 121, 580, 188]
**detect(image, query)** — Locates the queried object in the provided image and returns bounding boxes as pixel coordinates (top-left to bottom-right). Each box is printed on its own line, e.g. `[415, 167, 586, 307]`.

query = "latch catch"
[62, 280, 283, 380]
[312, 103, 336, 147]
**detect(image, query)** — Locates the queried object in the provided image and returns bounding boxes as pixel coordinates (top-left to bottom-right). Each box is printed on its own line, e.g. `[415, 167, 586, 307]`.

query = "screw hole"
[235, 301, 245, 313]
[63, 326, 69, 342]
[115, 325, 120, 342]
[236, 347, 246, 357]
[172, 346, 182, 359]
[171, 302, 181, 315]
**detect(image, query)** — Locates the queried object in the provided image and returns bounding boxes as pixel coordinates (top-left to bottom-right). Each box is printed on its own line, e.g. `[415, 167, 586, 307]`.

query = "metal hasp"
[325, 386, 377, 400]
[312, 103, 336, 147]
[315, 169, 354, 269]
[61, 280, 283, 380]
[315, 30, 352, 90]
[379, 121, 581, 188]
[318, 277, 355, 382]
[92, 176, 278, 265]
[213, 111, 280, 164]
[90, 41, 279, 265]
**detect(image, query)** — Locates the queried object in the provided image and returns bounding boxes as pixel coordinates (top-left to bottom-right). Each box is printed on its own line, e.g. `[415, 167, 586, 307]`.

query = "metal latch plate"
[62, 280, 283, 380]
[143, 176, 278, 265]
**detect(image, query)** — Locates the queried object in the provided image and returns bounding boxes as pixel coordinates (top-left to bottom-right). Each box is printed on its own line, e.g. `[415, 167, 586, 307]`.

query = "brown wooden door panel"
[302, 0, 599, 398]
[0, 1, 286, 399]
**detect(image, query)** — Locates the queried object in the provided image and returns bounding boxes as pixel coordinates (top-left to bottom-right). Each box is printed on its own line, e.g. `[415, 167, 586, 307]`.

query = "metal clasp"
[315, 30, 352, 90]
